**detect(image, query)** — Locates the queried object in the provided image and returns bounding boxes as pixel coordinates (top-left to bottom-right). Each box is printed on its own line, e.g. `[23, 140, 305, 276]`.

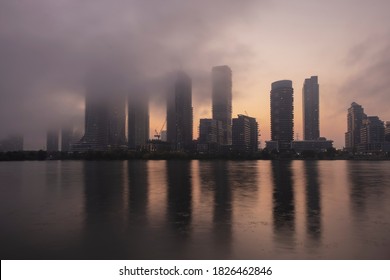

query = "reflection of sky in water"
[0, 160, 390, 259]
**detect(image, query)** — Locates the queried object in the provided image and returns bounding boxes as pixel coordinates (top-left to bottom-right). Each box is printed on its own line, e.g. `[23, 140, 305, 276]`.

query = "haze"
[1, 0, 390, 149]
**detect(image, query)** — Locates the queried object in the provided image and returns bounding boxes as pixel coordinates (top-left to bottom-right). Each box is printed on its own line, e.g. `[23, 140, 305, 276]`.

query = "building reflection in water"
[303, 161, 321, 245]
[125, 160, 150, 258]
[348, 162, 368, 214]
[271, 160, 295, 250]
[166, 160, 192, 237]
[212, 161, 233, 258]
[82, 161, 126, 259]
[347, 161, 388, 216]
[45, 161, 60, 191]
[127, 160, 148, 226]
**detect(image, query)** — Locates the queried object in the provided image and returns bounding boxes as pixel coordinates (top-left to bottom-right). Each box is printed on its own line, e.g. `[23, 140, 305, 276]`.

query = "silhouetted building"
[291, 138, 333, 153]
[72, 92, 126, 151]
[265, 140, 279, 151]
[199, 119, 223, 144]
[46, 129, 59, 152]
[303, 76, 319, 140]
[358, 116, 385, 153]
[74, 92, 109, 151]
[270, 80, 294, 150]
[61, 126, 73, 152]
[385, 122, 390, 142]
[167, 71, 193, 151]
[232, 114, 258, 153]
[212, 65, 232, 145]
[128, 94, 149, 150]
[198, 118, 223, 153]
[108, 95, 127, 148]
[0, 134, 23, 152]
[345, 102, 367, 151]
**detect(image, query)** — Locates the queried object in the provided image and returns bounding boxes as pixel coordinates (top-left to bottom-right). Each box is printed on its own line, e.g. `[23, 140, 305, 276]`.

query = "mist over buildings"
[1, 0, 390, 149]
[0, 0, 262, 148]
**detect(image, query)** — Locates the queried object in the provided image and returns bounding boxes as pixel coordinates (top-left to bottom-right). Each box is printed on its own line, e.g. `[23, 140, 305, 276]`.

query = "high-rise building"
[128, 94, 149, 150]
[303, 76, 319, 140]
[360, 116, 385, 144]
[359, 116, 385, 152]
[78, 92, 109, 150]
[61, 126, 73, 152]
[108, 95, 127, 148]
[212, 65, 232, 145]
[46, 129, 59, 152]
[345, 102, 367, 151]
[270, 80, 294, 150]
[199, 118, 223, 144]
[385, 121, 390, 142]
[73, 91, 126, 151]
[385, 122, 390, 142]
[232, 114, 258, 153]
[167, 71, 193, 151]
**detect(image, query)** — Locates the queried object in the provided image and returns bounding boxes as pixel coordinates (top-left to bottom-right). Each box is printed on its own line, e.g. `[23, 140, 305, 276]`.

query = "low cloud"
[0, 0, 265, 147]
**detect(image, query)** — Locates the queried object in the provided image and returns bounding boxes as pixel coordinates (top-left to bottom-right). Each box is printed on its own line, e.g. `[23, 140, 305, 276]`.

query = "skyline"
[1, 0, 390, 149]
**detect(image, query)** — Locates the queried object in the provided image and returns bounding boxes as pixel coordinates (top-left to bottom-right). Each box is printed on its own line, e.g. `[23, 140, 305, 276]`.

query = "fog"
[0, 0, 263, 148]
[1, 0, 390, 149]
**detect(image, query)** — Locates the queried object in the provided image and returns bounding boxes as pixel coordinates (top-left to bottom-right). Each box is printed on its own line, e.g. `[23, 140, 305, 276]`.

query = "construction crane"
[154, 119, 166, 140]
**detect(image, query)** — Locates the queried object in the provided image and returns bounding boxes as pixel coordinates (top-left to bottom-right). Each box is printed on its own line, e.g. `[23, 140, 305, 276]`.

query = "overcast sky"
[1, 0, 390, 149]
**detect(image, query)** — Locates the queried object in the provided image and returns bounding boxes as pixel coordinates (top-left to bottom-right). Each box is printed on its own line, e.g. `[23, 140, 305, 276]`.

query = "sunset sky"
[1, 0, 390, 149]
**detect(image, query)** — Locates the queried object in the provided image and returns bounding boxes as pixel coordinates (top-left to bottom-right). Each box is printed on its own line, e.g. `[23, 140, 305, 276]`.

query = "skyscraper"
[359, 116, 385, 152]
[345, 102, 366, 151]
[46, 129, 59, 152]
[73, 91, 126, 151]
[303, 76, 319, 140]
[232, 114, 258, 153]
[270, 80, 294, 150]
[212, 65, 232, 145]
[167, 71, 193, 151]
[61, 126, 73, 152]
[107, 95, 127, 148]
[128, 94, 149, 150]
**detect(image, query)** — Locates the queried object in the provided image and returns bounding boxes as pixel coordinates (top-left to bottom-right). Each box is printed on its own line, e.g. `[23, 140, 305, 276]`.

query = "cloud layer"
[0, 0, 263, 147]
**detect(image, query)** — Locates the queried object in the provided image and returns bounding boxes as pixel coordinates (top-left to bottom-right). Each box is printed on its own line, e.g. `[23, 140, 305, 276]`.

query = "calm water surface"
[1, 160, 390, 259]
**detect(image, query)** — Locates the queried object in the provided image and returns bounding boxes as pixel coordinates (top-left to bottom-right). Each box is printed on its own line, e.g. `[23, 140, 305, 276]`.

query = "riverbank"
[1, 150, 389, 161]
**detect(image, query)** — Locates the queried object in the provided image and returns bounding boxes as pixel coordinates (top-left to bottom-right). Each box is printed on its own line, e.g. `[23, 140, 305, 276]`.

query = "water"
[1, 160, 390, 259]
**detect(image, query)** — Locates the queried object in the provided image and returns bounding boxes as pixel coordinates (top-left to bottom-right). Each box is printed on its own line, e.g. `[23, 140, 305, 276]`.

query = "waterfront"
[1, 160, 389, 259]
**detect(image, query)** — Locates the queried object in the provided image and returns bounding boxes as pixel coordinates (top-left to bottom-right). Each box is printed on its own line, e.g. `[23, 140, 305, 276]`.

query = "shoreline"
[1, 150, 389, 161]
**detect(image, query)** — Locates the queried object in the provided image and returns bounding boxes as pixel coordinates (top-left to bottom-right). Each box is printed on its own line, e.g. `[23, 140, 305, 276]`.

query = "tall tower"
[107, 95, 127, 148]
[81, 92, 109, 150]
[212, 65, 232, 145]
[270, 80, 294, 150]
[46, 129, 59, 152]
[345, 102, 366, 151]
[61, 125, 73, 152]
[167, 71, 193, 151]
[75, 91, 126, 151]
[128, 93, 149, 150]
[303, 76, 319, 140]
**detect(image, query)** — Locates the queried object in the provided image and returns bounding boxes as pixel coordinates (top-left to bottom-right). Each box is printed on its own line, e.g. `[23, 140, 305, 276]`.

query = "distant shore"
[1, 150, 389, 161]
